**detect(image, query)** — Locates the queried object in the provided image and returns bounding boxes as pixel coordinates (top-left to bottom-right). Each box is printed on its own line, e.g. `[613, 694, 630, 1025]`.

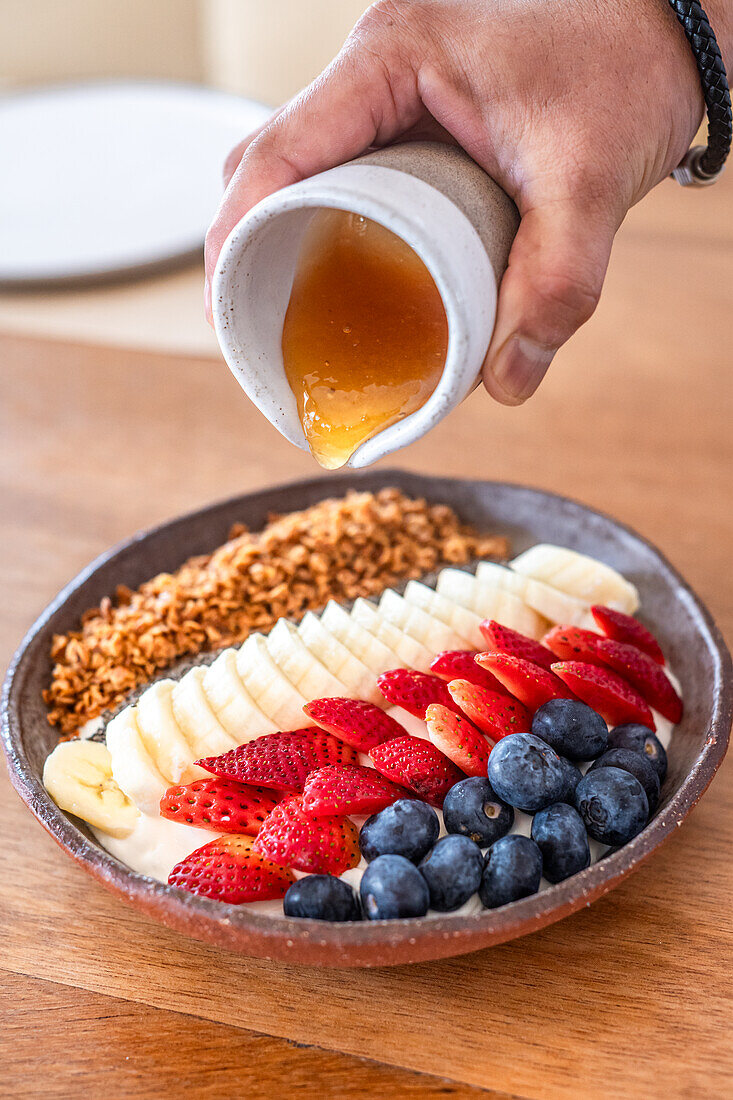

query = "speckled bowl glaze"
[212, 142, 519, 467]
[2, 472, 731, 967]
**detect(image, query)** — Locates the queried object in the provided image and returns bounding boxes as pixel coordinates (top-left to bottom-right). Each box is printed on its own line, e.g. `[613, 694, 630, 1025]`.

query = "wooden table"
[1, 168, 732, 1098]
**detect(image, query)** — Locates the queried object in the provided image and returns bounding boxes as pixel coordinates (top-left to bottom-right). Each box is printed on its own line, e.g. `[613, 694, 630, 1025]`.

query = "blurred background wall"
[1, 0, 371, 105]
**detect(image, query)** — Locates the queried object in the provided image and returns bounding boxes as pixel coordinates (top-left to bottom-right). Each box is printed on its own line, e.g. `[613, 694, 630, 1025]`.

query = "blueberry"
[531, 803, 590, 883]
[608, 723, 668, 782]
[487, 733, 567, 812]
[532, 698, 608, 760]
[360, 854, 430, 919]
[359, 799, 440, 864]
[442, 777, 514, 846]
[479, 835, 543, 909]
[283, 875, 361, 921]
[556, 755, 583, 804]
[419, 835, 484, 911]
[574, 766, 649, 845]
[589, 747, 660, 815]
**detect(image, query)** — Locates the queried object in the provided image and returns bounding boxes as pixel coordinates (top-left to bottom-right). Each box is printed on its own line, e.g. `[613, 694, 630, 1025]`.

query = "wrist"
[700, 0, 733, 68]
[665, 0, 732, 181]
[623, 0, 731, 186]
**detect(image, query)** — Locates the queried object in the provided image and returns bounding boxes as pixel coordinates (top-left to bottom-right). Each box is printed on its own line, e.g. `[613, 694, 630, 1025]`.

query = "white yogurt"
[91, 701, 675, 920]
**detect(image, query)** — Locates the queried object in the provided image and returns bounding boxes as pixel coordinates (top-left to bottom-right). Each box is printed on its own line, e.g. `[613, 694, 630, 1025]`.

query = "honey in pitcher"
[281, 208, 449, 469]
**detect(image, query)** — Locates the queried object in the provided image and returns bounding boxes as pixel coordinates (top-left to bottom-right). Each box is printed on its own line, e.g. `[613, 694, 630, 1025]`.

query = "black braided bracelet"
[667, 0, 732, 185]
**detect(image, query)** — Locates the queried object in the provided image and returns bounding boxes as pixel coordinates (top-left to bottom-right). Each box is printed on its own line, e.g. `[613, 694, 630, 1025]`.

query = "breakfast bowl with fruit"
[2, 471, 731, 966]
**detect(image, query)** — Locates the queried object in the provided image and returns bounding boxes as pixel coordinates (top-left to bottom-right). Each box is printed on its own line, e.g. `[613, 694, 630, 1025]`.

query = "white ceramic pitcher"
[212, 141, 519, 467]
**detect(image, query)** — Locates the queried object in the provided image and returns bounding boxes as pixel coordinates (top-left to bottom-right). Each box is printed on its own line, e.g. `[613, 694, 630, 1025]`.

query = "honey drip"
[281, 209, 449, 469]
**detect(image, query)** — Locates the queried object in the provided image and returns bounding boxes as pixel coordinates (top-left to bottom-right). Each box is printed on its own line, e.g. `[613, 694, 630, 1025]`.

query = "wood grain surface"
[1, 168, 732, 1097]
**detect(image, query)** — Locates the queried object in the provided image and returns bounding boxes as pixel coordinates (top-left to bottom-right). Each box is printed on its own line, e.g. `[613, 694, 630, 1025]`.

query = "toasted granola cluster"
[44, 489, 508, 736]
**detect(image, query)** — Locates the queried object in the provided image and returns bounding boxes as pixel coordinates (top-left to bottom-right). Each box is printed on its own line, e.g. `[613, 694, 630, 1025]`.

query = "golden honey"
[281, 208, 449, 469]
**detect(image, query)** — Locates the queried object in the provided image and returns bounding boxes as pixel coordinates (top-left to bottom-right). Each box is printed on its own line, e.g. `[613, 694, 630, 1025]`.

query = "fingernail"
[489, 335, 556, 404]
[204, 276, 213, 325]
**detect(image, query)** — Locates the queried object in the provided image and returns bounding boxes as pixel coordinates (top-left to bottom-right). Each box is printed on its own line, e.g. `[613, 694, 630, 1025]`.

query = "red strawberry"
[302, 764, 410, 817]
[196, 729, 357, 792]
[551, 661, 656, 729]
[543, 624, 606, 665]
[430, 649, 509, 694]
[447, 679, 531, 741]
[425, 703, 491, 777]
[595, 638, 682, 723]
[479, 620, 556, 671]
[168, 834, 294, 903]
[160, 778, 281, 835]
[475, 653, 577, 711]
[369, 735, 464, 806]
[253, 795, 360, 874]
[303, 697, 405, 752]
[591, 605, 666, 665]
[377, 668, 462, 719]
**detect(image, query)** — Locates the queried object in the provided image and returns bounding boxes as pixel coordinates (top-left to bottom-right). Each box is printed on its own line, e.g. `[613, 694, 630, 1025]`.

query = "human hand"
[205, 0, 725, 404]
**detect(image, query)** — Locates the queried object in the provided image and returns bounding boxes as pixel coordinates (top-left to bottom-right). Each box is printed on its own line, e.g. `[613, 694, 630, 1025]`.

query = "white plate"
[0, 81, 271, 285]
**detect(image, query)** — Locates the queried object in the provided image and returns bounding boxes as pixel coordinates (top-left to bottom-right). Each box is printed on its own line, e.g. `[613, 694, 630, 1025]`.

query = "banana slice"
[378, 589, 467, 653]
[267, 618, 348, 700]
[320, 600, 401, 675]
[43, 739, 139, 838]
[172, 666, 240, 758]
[136, 679, 206, 784]
[202, 648, 277, 744]
[403, 580, 485, 649]
[476, 561, 593, 629]
[436, 567, 482, 608]
[298, 612, 382, 702]
[436, 568, 547, 639]
[350, 598, 433, 671]
[105, 706, 169, 815]
[472, 561, 533, 599]
[236, 633, 311, 730]
[510, 544, 639, 614]
[523, 578, 596, 628]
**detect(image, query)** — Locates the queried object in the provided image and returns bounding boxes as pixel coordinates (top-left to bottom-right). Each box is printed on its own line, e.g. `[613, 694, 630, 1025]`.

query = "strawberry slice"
[369, 735, 464, 806]
[168, 834, 294, 903]
[595, 638, 682, 723]
[425, 703, 491, 777]
[543, 624, 606, 665]
[303, 697, 405, 752]
[253, 795, 360, 874]
[377, 669, 462, 719]
[591, 605, 666, 665]
[447, 679, 531, 741]
[475, 653, 577, 711]
[160, 778, 281, 835]
[302, 764, 410, 817]
[479, 620, 556, 671]
[197, 729, 357, 792]
[430, 649, 509, 694]
[551, 661, 656, 729]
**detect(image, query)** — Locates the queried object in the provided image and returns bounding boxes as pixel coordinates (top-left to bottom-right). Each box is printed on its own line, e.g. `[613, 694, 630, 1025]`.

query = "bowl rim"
[2, 471, 731, 966]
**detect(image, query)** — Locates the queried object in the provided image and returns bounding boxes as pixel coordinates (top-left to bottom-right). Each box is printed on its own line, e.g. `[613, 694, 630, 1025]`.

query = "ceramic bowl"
[2, 471, 731, 967]
[211, 142, 518, 468]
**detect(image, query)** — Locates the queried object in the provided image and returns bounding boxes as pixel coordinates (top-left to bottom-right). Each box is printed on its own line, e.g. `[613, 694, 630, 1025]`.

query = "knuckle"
[222, 143, 243, 184]
[364, 0, 408, 23]
[203, 225, 220, 265]
[359, 0, 423, 38]
[532, 269, 602, 328]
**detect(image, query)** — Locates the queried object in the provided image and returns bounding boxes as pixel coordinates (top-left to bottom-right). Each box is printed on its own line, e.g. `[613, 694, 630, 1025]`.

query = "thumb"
[483, 201, 618, 405]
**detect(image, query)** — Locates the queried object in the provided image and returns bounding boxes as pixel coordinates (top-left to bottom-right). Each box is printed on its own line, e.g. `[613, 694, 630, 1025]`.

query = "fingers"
[204, 48, 419, 318]
[482, 201, 620, 405]
[222, 132, 264, 190]
[222, 108, 284, 189]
